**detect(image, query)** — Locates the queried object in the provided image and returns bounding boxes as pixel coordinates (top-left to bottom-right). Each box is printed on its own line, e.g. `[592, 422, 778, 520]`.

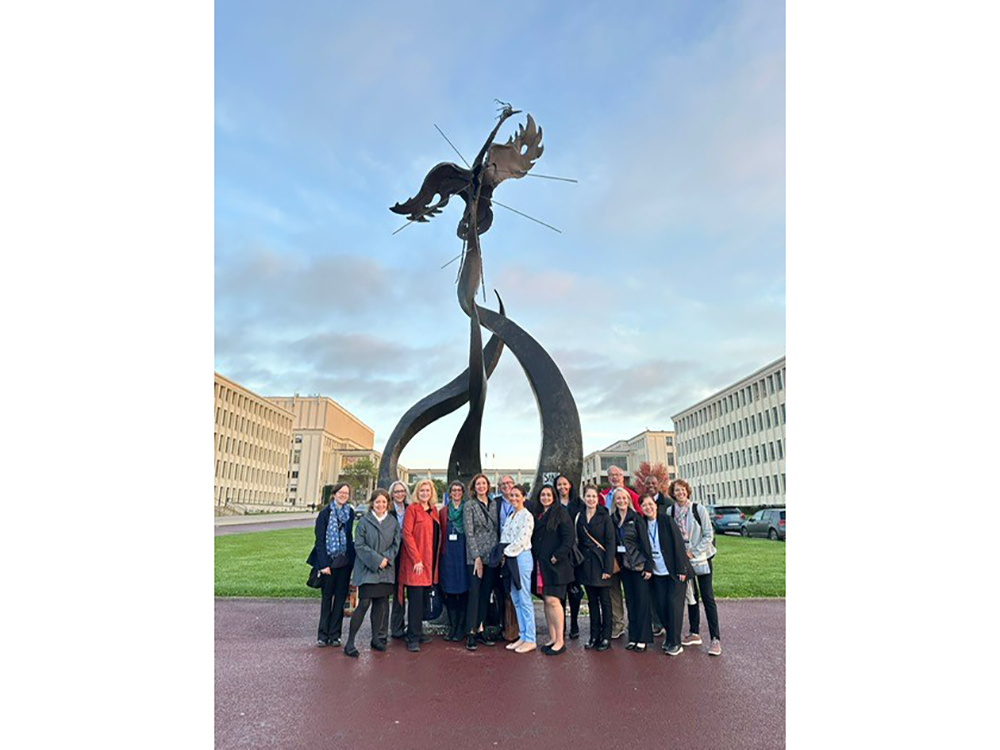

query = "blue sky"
[215, 0, 785, 468]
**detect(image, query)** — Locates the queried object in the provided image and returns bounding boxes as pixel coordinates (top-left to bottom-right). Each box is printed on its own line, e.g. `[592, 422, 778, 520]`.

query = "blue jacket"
[306, 503, 356, 570]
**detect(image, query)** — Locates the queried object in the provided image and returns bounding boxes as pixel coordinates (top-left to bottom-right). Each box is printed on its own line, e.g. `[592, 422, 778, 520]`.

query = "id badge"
[449, 533, 459, 542]
[616, 544, 626, 554]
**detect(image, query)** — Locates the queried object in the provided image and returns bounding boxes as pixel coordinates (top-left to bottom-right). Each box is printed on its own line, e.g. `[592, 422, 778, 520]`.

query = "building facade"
[582, 430, 678, 487]
[214, 373, 295, 513]
[406, 467, 536, 490]
[672, 357, 786, 506]
[265, 396, 376, 509]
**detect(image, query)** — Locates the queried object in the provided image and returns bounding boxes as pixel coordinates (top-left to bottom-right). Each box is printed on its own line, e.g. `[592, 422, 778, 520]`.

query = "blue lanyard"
[649, 519, 659, 548]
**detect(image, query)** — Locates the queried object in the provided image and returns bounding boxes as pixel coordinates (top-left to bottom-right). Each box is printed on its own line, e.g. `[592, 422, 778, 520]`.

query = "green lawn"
[215, 528, 784, 599]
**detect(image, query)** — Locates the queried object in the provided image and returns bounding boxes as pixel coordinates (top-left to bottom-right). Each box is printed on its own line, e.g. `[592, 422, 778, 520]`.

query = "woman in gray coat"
[463, 473, 500, 650]
[344, 489, 401, 657]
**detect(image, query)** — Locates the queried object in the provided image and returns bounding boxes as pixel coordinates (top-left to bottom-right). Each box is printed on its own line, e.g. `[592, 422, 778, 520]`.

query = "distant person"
[575, 484, 616, 651]
[398, 479, 441, 652]
[638, 493, 689, 656]
[307, 482, 355, 648]
[343, 489, 399, 657]
[531, 484, 574, 656]
[387, 480, 410, 640]
[667, 479, 722, 657]
[613, 487, 653, 652]
[555, 473, 585, 640]
[463, 473, 499, 650]
[438, 480, 470, 642]
[500, 484, 536, 653]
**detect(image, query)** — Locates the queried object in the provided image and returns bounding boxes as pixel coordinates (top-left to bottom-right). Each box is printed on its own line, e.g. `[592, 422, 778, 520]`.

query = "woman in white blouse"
[501, 484, 536, 654]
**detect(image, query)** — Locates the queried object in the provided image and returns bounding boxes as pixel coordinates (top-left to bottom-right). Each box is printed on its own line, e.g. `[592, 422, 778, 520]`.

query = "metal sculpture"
[378, 103, 582, 494]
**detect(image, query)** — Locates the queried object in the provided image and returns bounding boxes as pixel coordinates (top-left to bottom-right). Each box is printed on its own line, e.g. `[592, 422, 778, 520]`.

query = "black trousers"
[649, 574, 685, 649]
[317, 565, 351, 642]
[688, 559, 721, 640]
[347, 595, 389, 648]
[465, 564, 495, 634]
[489, 565, 507, 627]
[621, 569, 653, 645]
[405, 585, 429, 643]
[566, 583, 584, 632]
[443, 592, 468, 636]
[584, 585, 612, 643]
[390, 551, 406, 637]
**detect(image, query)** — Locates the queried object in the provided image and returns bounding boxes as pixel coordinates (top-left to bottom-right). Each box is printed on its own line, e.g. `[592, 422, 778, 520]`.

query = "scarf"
[326, 503, 351, 558]
[673, 502, 691, 541]
[447, 500, 465, 535]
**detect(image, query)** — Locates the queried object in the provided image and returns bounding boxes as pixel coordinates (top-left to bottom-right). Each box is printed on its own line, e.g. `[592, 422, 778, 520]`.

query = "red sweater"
[601, 485, 641, 512]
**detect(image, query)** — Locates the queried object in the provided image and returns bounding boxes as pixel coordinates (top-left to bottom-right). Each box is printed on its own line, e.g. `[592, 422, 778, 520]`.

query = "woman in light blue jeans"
[501, 484, 537, 653]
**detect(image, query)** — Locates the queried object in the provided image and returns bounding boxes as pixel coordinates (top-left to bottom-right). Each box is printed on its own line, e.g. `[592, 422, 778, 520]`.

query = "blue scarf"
[326, 503, 351, 559]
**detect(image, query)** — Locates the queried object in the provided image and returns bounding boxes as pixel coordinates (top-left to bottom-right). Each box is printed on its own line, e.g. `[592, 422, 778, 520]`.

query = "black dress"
[531, 503, 575, 599]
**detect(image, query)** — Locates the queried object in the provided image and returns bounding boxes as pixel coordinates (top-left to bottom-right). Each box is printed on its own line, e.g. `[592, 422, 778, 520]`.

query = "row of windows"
[680, 439, 784, 477]
[680, 404, 785, 455]
[215, 432, 292, 467]
[215, 407, 291, 446]
[693, 473, 785, 502]
[215, 460, 287, 486]
[214, 383, 291, 425]
[677, 367, 785, 433]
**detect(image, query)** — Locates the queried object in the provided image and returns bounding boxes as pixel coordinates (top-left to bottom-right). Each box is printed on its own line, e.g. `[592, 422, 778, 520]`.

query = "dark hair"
[553, 473, 580, 506]
[369, 488, 389, 505]
[581, 484, 600, 497]
[469, 473, 491, 498]
[508, 484, 526, 500]
[534, 484, 562, 530]
[448, 480, 465, 498]
[326, 482, 350, 506]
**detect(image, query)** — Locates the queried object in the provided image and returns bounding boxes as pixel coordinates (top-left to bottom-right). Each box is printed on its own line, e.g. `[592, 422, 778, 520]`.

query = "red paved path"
[216, 598, 784, 749]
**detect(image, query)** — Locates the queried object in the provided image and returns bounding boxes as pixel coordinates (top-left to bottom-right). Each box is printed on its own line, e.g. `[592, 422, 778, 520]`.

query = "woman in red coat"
[398, 479, 441, 652]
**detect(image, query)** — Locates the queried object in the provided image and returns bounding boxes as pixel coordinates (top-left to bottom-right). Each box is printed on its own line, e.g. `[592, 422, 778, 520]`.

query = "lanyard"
[648, 519, 659, 548]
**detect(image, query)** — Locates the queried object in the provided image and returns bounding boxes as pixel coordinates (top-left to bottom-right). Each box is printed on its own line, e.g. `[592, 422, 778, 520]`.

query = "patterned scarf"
[447, 500, 466, 535]
[674, 502, 691, 541]
[326, 503, 351, 558]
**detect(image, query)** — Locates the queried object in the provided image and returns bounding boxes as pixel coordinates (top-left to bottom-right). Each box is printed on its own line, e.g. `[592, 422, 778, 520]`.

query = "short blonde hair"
[412, 479, 439, 511]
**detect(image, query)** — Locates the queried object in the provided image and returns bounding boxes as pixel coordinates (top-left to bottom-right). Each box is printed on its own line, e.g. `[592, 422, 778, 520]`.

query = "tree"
[632, 461, 669, 494]
[342, 457, 378, 502]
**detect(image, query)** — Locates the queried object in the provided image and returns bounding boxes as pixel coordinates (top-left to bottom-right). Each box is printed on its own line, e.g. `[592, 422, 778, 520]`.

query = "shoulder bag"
[582, 519, 620, 575]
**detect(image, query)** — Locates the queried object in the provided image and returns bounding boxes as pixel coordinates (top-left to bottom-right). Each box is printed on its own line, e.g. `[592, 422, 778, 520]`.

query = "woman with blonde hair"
[398, 479, 441, 652]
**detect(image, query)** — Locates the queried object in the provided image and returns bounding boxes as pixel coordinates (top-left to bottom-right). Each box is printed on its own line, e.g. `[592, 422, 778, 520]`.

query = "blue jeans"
[510, 548, 536, 643]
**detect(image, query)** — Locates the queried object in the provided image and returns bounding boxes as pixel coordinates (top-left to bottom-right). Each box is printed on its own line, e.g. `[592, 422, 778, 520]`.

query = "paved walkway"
[216, 597, 784, 749]
[215, 512, 316, 536]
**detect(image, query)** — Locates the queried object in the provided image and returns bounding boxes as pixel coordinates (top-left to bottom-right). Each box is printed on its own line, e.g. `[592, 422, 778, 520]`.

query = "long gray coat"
[463, 497, 499, 564]
[351, 511, 401, 587]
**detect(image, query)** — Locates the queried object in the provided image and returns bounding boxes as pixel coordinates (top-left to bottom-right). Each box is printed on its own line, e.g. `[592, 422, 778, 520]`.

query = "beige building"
[582, 430, 678, 487]
[214, 373, 295, 514]
[265, 396, 377, 509]
[672, 356, 786, 506]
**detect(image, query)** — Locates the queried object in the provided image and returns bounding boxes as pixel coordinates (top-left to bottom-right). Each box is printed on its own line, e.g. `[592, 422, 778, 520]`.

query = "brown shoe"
[708, 638, 722, 656]
[682, 633, 702, 647]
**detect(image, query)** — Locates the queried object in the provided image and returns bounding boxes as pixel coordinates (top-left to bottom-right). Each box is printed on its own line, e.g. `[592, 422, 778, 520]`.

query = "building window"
[757, 413, 764, 431]
[776, 370, 784, 390]
[777, 439, 784, 459]
[780, 403, 786, 423]
[666, 436, 673, 446]
[667, 452, 675, 466]
[768, 374, 775, 394]
[769, 442, 775, 460]
[294, 435, 302, 444]
[765, 410, 771, 428]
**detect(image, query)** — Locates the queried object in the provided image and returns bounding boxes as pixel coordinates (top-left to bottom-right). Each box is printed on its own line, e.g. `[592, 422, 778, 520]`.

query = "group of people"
[306, 467, 722, 659]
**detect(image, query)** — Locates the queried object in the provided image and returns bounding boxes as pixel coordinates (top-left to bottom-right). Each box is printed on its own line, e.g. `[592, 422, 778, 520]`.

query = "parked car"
[707, 505, 745, 535]
[740, 508, 786, 540]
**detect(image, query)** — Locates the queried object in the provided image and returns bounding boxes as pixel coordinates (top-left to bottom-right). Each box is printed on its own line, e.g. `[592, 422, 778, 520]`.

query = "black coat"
[647, 511, 692, 581]
[531, 502, 575, 586]
[613, 507, 649, 572]
[575, 505, 616, 587]
[306, 503, 356, 571]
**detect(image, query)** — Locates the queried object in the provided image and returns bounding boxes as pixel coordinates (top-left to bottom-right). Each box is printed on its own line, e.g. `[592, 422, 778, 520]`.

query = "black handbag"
[306, 567, 323, 589]
[423, 584, 443, 621]
[569, 512, 585, 567]
[487, 542, 507, 568]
